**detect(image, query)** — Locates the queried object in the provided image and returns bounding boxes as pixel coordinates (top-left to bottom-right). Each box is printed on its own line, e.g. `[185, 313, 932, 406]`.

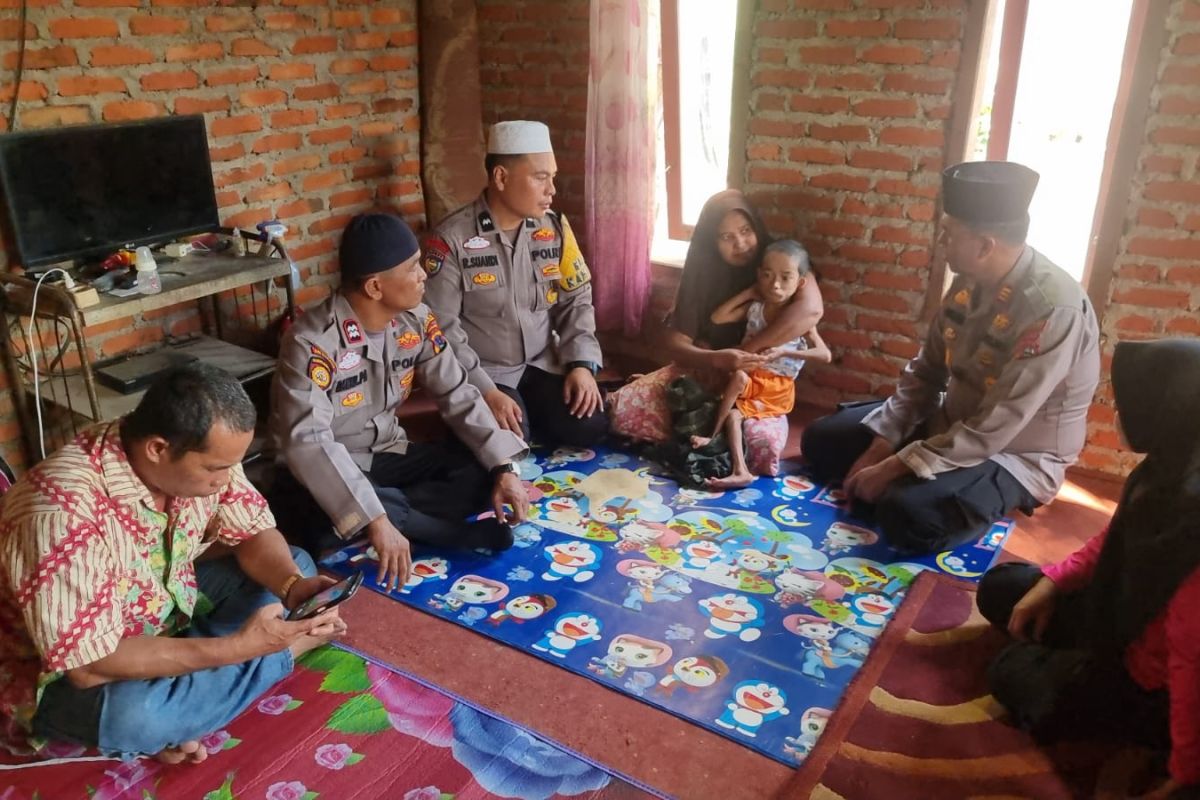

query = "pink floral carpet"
[0, 646, 657, 800]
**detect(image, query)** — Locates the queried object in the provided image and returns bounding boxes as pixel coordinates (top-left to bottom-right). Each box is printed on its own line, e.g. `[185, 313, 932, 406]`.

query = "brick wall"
[1077, 0, 1200, 474]
[475, 0, 590, 230]
[741, 0, 967, 410]
[0, 0, 422, 471]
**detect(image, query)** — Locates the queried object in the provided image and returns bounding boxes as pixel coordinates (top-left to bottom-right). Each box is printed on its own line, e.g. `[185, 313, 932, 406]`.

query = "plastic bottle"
[135, 246, 161, 295]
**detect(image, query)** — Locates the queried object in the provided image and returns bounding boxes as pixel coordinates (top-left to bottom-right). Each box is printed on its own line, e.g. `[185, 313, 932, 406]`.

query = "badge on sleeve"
[342, 318, 364, 345]
[1016, 319, 1048, 359]
[556, 215, 591, 291]
[308, 345, 335, 390]
[424, 312, 448, 355]
[423, 235, 450, 277]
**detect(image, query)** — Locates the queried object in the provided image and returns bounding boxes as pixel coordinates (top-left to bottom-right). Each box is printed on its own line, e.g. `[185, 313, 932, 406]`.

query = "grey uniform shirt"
[862, 247, 1100, 504]
[269, 293, 527, 538]
[423, 194, 604, 394]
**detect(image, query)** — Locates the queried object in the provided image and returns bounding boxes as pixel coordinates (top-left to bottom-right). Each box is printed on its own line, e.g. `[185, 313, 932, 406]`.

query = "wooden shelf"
[30, 335, 277, 422]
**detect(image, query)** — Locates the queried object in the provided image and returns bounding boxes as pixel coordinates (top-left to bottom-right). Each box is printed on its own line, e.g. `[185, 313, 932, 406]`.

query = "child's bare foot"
[156, 739, 207, 764]
[706, 471, 755, 490]
[691, 435, 713, 449]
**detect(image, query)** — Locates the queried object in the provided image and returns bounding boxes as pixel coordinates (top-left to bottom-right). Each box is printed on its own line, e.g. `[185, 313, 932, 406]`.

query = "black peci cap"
[338, 212, 420, 279]
[942, 161, 1039, 225]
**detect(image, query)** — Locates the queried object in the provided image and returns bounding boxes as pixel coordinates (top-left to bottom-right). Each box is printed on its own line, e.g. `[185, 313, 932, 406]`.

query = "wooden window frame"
[660, 0, 690, 241]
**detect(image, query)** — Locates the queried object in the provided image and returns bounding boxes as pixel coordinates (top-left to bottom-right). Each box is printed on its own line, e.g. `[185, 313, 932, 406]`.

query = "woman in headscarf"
[977, 338, 1200, 800]
[608, 190, 823, 474]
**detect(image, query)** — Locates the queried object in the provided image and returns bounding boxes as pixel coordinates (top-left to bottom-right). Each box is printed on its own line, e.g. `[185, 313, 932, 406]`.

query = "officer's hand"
[563, 368, 602, 418]
[843, 455, 910, 504]
[484, 389, 524, 435]
[845, 436, 895, 482]
[365, 516, 412, 592]
[491, 471, 530, 524]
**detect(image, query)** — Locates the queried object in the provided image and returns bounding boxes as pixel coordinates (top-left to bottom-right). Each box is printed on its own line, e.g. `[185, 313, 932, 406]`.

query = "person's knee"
[98, 685, 180, 754]
[732, 370, 750, 390]
[289, 547, 317, 578]
[557, 407, 609, 448]
[977, 562, 1040, 628]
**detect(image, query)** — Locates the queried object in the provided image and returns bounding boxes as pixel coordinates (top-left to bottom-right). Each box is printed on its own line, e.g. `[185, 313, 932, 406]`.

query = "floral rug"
[324, 445, 1013, 767]
[0, 646, 658, 800]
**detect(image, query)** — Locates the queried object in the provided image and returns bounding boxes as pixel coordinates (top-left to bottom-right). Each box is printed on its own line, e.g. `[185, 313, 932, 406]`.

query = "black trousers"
[267, 440, 511, 558]
[800, 401, 1038, 554]
[977, 562, 1170, 751]
[497, 365, 609, 448]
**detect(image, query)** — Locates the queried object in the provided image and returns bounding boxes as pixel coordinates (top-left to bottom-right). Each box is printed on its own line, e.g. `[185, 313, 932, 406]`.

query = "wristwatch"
[567, 360, 600, 376]
[490, 462, 518, 479]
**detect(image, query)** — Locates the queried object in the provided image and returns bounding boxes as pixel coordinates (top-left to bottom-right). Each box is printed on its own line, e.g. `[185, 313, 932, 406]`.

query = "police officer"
[802, 161, 1100, 555]
[268, 213, 530, 591]
[423, 120, 608, 448]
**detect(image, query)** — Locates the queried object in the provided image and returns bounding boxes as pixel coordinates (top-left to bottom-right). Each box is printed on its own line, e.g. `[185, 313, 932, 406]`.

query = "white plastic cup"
[135, 246, 161, 295]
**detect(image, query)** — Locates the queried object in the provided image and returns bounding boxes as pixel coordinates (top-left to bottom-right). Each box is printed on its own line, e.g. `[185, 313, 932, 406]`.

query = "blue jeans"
[31, 547, 315, 758]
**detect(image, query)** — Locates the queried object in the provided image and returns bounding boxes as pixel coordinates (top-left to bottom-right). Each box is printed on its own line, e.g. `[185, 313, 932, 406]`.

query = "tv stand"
[0, 229, 297, 464]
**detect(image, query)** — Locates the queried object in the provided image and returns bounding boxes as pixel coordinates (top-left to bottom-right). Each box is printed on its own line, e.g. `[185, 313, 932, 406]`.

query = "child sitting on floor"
[691, 240, 830, 489]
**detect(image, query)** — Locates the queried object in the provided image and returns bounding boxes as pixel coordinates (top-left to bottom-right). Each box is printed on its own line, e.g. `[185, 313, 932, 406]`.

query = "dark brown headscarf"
[1083, 339, 1200, 653]
[669, 190, 772, 350]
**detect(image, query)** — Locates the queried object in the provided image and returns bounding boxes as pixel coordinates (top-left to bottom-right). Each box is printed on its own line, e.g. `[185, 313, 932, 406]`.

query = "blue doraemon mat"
[322, 445, 1013, 766]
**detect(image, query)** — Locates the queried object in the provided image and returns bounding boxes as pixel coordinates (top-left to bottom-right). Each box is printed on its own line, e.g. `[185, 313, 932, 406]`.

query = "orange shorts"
[735, 369, 795, 420]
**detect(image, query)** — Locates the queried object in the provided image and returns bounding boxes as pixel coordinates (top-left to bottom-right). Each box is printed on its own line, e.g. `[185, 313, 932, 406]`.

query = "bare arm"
[230, 527, 308, 599]
[741, 278, 824, 353]
[709, 287, 758, 326]
[663, 329, 765, 373]
[768, 327, 832, 363]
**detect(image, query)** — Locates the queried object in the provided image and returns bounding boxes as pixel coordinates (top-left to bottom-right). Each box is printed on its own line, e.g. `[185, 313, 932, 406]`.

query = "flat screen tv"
[0, 115, 221, 269]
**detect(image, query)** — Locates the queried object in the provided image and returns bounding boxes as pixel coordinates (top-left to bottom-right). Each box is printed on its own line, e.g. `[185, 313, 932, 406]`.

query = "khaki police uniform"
[803, 247, 1100, 553]
[269, 293, 527, 544]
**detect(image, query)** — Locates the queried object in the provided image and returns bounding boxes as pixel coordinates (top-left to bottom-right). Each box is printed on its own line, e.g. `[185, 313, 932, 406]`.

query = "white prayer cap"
[487, 120, 553, 155]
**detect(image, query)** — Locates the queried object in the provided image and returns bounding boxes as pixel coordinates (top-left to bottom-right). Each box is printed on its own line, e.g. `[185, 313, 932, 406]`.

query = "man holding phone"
[269, 212, 530, 593]
[0, 365, 345, 764]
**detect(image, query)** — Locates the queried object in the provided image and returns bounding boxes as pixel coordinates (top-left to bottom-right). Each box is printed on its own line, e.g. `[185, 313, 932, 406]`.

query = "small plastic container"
[135, 246, 161, 295]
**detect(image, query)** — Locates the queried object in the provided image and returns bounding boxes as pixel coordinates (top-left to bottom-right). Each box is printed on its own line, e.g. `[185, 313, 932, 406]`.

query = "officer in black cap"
[802, 161, 1100, 555]
[267, 212, 530, 591]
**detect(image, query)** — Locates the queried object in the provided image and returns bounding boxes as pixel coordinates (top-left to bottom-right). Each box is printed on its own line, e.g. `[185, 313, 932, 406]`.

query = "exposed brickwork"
[475, 0, 590, 231]
[0, 0, 422, 471]
[1079, 0, 1200, 475]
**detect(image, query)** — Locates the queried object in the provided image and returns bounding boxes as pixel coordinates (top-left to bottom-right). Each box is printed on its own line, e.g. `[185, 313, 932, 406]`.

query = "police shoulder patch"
[556, 215, 591, 291]
[423, 235, 450, 277]
[424, 311, 448, 356]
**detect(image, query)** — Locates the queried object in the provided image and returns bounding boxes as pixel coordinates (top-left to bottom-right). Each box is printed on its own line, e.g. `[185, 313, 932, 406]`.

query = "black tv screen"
[0, 115, 221, 268]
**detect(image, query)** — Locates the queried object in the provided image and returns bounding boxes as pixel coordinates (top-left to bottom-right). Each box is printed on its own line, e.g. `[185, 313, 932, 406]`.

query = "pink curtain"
[585, 0, 654, 337]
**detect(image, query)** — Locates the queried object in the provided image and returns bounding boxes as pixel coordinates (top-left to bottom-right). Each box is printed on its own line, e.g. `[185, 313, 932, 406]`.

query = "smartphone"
[286, 572, 363, 621]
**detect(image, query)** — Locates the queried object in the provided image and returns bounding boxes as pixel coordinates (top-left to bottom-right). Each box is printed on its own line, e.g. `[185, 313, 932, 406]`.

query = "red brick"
[758, 47, 786, 64]
[373, 98, 414, 115]
[881, 73, 953, 95]
[825, 19, 889, 37]
[331, 58, 368, 75]
[247, 183, 293, 204]
[788, 146, 845, 165]
[879, 339, 920, 359]
[293, 35, 337, 55]
[58, 75, 126, 96]
[755, 91, 786, 112]
[799, 46, 858, 65]
[301, 170, 346, 192]
[206, 66, 259, 87]
[756, 19, 819, 38]
[842, 353, 903, 378]
[1173, 32, 1200, 55]
[352, 162, 391, 181]
[140, 70, 198, 92]
[5, 46, 78, 69]
[894, 17, 962, 39]
[871, 225, 928, 247]
[295, 83, 339, 102]
[1117, 264, 1161, 282]
[1158, 94, 1200, 116]
[331, 10, 363, 27]
[1126, 236, 1200, 260]
[211, 114, 262, 137]
[1164, 265, 1200, 286]
[861, 44, 926, 65]
[876, 178, 939, 198]
[269, 109, 317, 129]
[308, 125, 353, 145]
[166, 42, 223, 62]
[848, 149, 912, 171]
[175, 95, 230, 114]
[1112, 286, 1190, 308]
[129, 15, 189, 35]
[269, 63, 315, 82]
[852, 98, 919, 118]
[240, 88, 287, 107]
[231, 37, 278, 57]
[814, 72, 878, 91]
[809, 123, 872, 143]
[346, 32, 389, 50]
[747, 143, 782, 161]
[810, 172, 872, 192]
[0, 81, 47, 102]
[812, 369, 873, 394]
[273, 154, 322, 176]
[841, 244, 898, 264]
[794, 0, 853, 8]
[330, 188, 373, 209]
[1161, 63, 1200, 86]
[20, 104, 91, 128]
[214, 164, 266, 188]
[277, 198, 323, 220]
[90, 45, 155, 66]
[370, 54, 415, 72]
[75, 0, 143, 5]
[324, 103, 365, 121]
[1185, 214, 1200, 232]
[879, 125, 944, 147]
[813, 218, 866, 239]
[49, 17, 120, 38]
[748, 118, 799, 137]
[905, 202, 936, 222]
[853, 290, 913, 312]
[388, 29, 418, 47]
[790, 95, 850, 114]
[208, 143, 244, 163]
[346, 78, 388, 97]
[747, 166, 807, 186]
[102, 99, 162, 121]
[264, 12, 317, 30]
[857, 314, 919, 338]
[308, 212, 353, 235]
[205, 13, 255, 32]
[329, 146, 366, 165]
[251, 132, 301, 153]
[1149, 126, 1200, 146]
[843, 199, 903, 219]
[214, 189, 241, 208]
[927, 49, 960, 69]
[899, 249, 931, 269]
[1114, 314, 1158, 333]
[1166, 315, 1200, 335]
[821, 330, 874, 350]
[1137, 208, 1177, 229]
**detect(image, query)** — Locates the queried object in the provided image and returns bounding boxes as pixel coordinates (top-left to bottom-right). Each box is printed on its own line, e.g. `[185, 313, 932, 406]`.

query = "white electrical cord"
[28, 268, 74, 460]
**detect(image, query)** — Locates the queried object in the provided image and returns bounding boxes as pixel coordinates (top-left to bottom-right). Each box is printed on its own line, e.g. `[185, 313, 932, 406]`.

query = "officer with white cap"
[423, 120, 608, 448]
[801, 161, 1100, 555]
[268, 212, 530, 591]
